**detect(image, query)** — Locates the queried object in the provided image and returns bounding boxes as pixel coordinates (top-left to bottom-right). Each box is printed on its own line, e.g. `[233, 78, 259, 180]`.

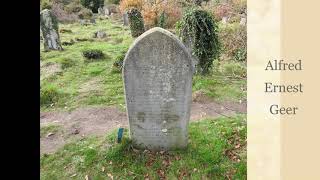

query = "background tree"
[80, 0, 104, 13]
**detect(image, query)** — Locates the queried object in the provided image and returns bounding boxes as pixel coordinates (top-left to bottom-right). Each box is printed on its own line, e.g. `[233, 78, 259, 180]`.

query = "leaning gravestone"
[40, 9, 63, 51]
[123, 27, 193, 150]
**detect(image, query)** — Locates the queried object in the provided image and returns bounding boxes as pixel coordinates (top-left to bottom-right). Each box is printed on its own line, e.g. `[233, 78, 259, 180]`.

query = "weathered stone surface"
[104, 8, 110, 16]
[181, 34, 198, 71]
[93, 30, 107, 39]
[40, 9, 63, 51]
[240, 17, 246, 26]
[123, 27, 193, 150]
[90, 18, 96, 24]
[98, 7, 104, 15]
[222, 16, 228, 24]
[123, 12, 129, 26]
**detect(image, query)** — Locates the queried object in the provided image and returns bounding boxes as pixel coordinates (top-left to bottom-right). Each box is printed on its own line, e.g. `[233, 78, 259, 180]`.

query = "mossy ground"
[40, 115, 246, 179]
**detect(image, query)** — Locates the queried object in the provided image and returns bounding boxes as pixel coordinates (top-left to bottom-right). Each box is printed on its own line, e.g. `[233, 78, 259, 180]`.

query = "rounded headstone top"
[124, 27, 193, 71]
[40, 9, 51, 14]
[134, 27, 190, 52]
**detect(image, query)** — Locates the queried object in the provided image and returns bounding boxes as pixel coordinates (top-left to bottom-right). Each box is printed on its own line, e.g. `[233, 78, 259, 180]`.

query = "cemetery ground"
[40, 16, 247, 179]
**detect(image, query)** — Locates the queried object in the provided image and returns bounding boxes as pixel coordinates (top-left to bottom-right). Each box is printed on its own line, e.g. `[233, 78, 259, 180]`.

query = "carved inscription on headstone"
[123, 27, 193, 150]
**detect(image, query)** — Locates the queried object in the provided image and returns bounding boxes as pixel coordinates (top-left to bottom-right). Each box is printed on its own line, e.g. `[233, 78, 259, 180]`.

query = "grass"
[40, 18, 132, 112]
[40, 114, 246, 179]
[40, 124, 61, 138]
[193, 61, 246, 102]
[40, 18, 246, 111]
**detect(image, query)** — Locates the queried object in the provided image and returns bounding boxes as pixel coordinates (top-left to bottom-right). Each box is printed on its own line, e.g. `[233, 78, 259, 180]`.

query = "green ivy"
[158, 11, 166, 28]
[177, 8, 220, 75]
[127, 8, 145, 38]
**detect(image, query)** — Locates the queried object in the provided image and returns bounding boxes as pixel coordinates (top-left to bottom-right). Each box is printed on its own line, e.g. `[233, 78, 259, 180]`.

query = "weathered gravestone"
[90, 18, 96, 24]
[104, 8, 110, 16]
[240, 17, 246, 26]
[93, 30, 107, 39]
[98, 7, 104, 15]
[40, 9, 63, 51]
[222, 16, 228, 24]
[123, 12, 129, 26]
[123, 27, 193, 150]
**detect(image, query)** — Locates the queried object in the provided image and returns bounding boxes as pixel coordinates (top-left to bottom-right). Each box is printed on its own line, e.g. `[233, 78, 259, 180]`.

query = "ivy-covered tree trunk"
[127, 8, 145, 37]
[178, 9, 220, 75]
[40, 9, 63, 51]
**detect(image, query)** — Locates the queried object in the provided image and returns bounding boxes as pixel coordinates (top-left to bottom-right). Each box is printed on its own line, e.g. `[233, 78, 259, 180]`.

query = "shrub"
[82, 49, 104, 60]
[40, 84, 61, 106]
[65, 1, 83, 13]
[78, 8, 93, 19]
[206, 0, 246, 22]
[177, 8, 220, 75]
[51, 3, 79, 23]
[41, 0, 52, 10]
[127, 8, 145, 37]
[119, 0, 143, 13]
[218, 23, 246, 61]
[142, 0, 182, 29]
[211, 3, 232, 21]
[105, 0, 120, 5]
[112, 53, 125, 72]
[80, 0, 104, 13]
[234, 47, 246, 62]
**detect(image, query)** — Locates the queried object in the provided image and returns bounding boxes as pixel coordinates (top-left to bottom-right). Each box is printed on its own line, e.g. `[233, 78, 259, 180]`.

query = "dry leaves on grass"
[178, 168, 189, 180]
[107, 173, 114, 180]
[221, 126, 246, 162]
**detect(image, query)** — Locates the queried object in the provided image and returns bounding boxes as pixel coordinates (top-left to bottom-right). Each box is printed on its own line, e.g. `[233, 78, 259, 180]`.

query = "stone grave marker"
[123, 12, 129, 26]
[40, 9, 63, 51]
[240, 17, 246, 26]
[123, 27, 193, 150]
[98, 7, 104, 15]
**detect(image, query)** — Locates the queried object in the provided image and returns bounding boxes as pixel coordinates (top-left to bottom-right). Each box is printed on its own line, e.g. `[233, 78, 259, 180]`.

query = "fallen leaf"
[109, 161, 112, 165]
[144, 173, 150, 180]
[70, 173, 77, 177]
[101, 167, 105, 172]
[157, 169, 165, 178]
[175, 156, 181, 161]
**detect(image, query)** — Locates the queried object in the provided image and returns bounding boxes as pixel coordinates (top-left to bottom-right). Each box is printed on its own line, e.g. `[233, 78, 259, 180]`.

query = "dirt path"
[40, 100, 246, 154]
